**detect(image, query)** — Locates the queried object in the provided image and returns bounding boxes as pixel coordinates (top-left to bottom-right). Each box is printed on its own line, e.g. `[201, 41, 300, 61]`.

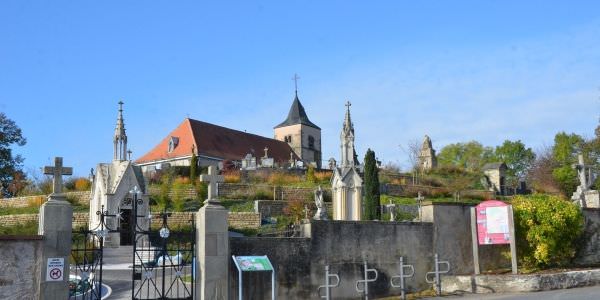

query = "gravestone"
[38, 157, 73, 299]
[242, 153, 257, 170]
[197, 166, 228, 299]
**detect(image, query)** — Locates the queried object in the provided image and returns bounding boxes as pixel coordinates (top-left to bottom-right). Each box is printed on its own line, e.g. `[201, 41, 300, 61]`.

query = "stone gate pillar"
[38, 157, 74, 299]
[196, 166, 229, 300]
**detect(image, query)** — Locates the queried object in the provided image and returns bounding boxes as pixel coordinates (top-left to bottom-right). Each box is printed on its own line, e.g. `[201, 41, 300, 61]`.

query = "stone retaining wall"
[0, 211, 260, 230]
[0, 191, 91, 208]
[254, 200, 333, 218]
[382, 184, 493, 199]
[218, 183, 331, 201]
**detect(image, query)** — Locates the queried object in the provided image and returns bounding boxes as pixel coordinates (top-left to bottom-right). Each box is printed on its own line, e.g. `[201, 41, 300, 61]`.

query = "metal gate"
[70, 207, 113, 300]
[131, 195, 196, 299]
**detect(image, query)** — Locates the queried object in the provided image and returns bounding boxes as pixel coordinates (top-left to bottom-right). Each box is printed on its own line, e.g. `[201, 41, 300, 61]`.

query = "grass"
[0, 220, 39, 235]
[219, 200, 254, 212]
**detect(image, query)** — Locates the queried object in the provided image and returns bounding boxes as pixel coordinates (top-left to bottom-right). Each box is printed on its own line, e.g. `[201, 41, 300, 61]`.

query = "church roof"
[274, 96, 320, 129]
[136, 118, 298, 164]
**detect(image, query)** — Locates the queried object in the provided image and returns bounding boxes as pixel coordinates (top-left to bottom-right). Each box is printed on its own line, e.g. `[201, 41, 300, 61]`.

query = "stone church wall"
[0, 236, 42, 300]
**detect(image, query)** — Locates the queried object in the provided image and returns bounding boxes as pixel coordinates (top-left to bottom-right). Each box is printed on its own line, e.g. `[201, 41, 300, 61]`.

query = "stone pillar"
[196, 201, 229, 300]
[38, 195, 73, 300]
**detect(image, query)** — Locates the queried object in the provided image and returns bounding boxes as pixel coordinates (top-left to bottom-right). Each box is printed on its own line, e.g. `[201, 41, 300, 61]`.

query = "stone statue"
[313, 185, 328, 220]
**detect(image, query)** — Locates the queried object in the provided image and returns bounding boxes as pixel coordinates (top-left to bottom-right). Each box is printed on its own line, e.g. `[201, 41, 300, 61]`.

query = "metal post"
[272, 268, 276, 300]
[508, 205, 518, 274]
[470, 207, 480, 274]
[390, 257, 415, 300]
[239, 270, 242, 300]
[318, 265, 340, 300]
[356, 260, 378, 300]
[425, 254, 450, 296]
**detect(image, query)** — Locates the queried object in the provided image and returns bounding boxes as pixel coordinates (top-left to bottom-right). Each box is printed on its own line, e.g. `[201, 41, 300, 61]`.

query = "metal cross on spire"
[43, 157, 73, 195]
[345, 101, 351, 110]
[292, 73, 300, 96]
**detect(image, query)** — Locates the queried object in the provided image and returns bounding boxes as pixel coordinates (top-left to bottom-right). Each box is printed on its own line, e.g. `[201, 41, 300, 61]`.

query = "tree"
[551, 132, 584, 197]
[527, 146, 561, 194]
[189, 152, 198, 182]
[437, 141, 494, 171]
[363, 149, 380, 220]
[0, 112, 27, 197]
[494, 140, 536, 186]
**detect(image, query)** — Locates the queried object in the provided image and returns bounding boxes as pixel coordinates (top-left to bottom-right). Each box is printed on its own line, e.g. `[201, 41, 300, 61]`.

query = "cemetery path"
[102, 246, 133, 300]
[424, 284, 600, 299]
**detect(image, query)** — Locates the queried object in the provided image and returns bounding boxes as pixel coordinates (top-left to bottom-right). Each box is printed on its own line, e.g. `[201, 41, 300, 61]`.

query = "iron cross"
[292, 73, 300, 95]
[200, 165, 224, 200]
[43, 157, 73, 194]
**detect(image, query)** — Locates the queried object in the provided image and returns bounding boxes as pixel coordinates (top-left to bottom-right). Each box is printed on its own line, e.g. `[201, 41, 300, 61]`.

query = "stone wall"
[575, 208, 600, 265]
[0, 236, 42, 300]
[382, 184, 493, 200]
[230, 220, 435, 300]
[0, 211, 260, 230]
[219, 183, 331, 201]
[254, 200, 333, 218]
[0, 191, 91, 208]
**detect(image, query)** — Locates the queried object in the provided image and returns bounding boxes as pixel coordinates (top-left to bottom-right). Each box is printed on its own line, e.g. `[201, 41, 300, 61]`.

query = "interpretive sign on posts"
[471, 200, 517, 274]
[232, 255, 276, 300]
[46, 257, 64, 281]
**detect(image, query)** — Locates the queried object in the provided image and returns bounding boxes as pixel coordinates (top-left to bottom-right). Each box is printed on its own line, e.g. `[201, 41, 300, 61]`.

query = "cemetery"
[1, 98, 600, 300]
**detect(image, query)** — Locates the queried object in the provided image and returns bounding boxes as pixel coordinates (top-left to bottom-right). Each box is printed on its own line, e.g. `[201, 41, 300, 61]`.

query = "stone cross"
[199, 165, 224, 201]
[264, 147, 269, 158]
[574, 154, 591, 190]
[43, 157, 73, 195]
[345, 101, 351, 110]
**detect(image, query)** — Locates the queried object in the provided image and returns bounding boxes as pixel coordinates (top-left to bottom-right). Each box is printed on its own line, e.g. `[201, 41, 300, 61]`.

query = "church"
[135, 92, 322, 172]
[88, 102, 149, 247]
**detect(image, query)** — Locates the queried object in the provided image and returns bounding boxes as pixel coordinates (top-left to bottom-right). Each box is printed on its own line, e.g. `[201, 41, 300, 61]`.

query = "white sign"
[486, 206, 509, 234]
[46, 257, 64, 281]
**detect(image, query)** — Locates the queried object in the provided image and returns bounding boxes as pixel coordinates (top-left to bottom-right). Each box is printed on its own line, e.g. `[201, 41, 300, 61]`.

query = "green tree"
[189, 152, 198, 182]
[494, 140, 536, 186]
[363, 149, 380, 220]
[551, 132, 584, 196]
[437, 141, 494, 171]
[0, 112, 27, 197]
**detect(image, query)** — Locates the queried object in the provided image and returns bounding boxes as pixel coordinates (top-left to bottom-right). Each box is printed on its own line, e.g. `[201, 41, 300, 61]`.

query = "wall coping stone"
[0, 235, 43, 240]
[442, 268, 600, 294]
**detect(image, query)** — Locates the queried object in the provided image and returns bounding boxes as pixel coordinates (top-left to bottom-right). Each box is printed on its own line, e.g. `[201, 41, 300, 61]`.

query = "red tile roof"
[135, 118, 298, 165]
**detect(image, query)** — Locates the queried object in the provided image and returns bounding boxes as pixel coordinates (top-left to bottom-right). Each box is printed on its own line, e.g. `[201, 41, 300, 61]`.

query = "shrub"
[512, 194, 584, 269]
[314, 171, 332, 183]
[283, 199, 307, 223]
[223, 171, 241, 183]
[267, 173, 302, 185]
[74, 178, 91, 191]
[306, 165, 316, 183]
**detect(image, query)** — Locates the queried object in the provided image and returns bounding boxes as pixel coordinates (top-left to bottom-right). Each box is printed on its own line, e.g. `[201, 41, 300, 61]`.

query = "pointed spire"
[343, 101, 354, 134]
[113, 101, 128, 161]
[274, 93, 320, 129]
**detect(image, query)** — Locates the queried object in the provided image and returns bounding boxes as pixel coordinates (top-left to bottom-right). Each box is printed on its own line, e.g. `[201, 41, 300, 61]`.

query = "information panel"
[476, 200, 510, 245]
[234, 256, 273, 272]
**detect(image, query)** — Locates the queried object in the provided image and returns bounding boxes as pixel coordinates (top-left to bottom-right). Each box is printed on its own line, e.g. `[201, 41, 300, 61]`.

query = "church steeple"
[340, 101, 355, 168]
[113, 101, 128, 161]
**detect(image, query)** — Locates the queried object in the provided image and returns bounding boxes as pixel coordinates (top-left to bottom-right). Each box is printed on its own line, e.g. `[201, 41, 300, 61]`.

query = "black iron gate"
[70, 207, 115, 300]
[130, 193, 196, 299]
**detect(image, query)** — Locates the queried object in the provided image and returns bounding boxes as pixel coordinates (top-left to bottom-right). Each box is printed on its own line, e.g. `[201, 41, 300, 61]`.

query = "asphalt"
[425, 285, 600, 300]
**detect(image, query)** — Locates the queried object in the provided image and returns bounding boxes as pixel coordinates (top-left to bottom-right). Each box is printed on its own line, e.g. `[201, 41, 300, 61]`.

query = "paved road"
[424, 285, 600, 299]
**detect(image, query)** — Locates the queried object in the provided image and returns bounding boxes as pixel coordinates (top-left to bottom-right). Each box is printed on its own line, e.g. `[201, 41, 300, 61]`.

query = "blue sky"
[1, 1, 600, 176]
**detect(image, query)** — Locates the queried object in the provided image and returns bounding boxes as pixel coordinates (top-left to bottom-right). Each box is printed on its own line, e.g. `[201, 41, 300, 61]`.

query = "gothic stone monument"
[331, 101, 363, 221]
[88, 102, 149, 247]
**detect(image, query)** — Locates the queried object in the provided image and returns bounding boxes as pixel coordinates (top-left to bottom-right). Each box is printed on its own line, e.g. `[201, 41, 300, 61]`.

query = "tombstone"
[313, 186, 328, 220]
[241, 153, 257, 170]
[197, 166, 228, 299]
[38, 157, 73, 299]
[328, 158, 337, 170]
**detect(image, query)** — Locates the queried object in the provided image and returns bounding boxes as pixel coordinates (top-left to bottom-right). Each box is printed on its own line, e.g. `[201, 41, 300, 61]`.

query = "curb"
[441, 268, 600, 294]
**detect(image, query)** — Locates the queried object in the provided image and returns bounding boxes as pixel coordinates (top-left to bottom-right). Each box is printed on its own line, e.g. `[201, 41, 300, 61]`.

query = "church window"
[168, 136, 179, 153]
[285, 135, 292, 143]
[308, 136, 315, 150]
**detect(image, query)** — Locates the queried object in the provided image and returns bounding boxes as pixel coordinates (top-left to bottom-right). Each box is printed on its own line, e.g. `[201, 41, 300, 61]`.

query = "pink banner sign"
[476, 200, 511, 245]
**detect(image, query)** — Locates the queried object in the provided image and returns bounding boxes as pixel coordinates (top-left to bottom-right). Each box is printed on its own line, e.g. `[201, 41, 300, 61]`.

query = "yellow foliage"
[74, 178, 91, 191]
